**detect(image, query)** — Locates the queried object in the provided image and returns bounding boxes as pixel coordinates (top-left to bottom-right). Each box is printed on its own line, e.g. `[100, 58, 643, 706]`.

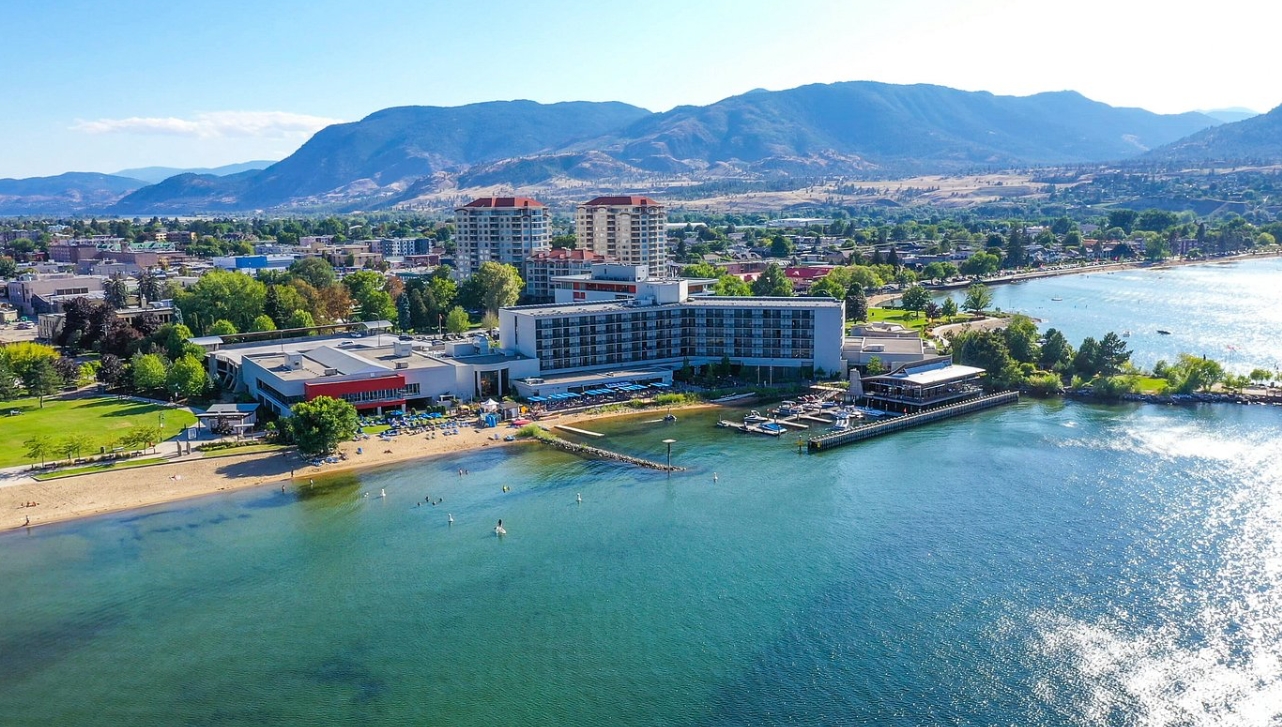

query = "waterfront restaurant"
[858, 357, 985, 413]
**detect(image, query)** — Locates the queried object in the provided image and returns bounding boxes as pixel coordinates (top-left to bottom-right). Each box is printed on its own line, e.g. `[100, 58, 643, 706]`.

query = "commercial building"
[524, 248, 607, 302]
[198, 330, 539, 417]
[454, 197, 551, 278]
[842, 323, 939, 370]
[854, 357, 985, 413]
[576, 196, 668, 279]
[500, 295, 845, 380]
[7, 274, 106, 316]
[550, 263, 716, 304]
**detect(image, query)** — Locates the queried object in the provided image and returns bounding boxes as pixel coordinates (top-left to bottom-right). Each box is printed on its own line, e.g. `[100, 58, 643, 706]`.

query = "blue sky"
[2, 0, 1278, 178]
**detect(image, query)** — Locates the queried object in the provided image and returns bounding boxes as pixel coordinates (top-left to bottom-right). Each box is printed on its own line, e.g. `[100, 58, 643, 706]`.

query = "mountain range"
[3, 81, 1281, 216]
[112, 160, 277, 184]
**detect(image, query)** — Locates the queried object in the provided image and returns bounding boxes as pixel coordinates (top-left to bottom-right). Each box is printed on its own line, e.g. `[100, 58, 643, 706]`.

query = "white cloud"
[71, 111, 343, 138]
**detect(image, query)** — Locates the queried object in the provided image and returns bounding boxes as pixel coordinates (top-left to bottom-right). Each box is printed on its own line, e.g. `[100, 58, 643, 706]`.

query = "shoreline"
[3, 402, 719, 533]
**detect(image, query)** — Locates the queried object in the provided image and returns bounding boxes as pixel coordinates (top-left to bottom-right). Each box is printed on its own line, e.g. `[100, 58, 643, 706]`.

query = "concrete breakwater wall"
[536, 434, 685, 472]
[808, 392, 1020, 452]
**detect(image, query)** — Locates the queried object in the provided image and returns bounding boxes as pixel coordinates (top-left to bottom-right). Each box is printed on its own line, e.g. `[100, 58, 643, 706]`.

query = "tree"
[2, 341, 59, 383]
[104, 274, 129, 309]
[900, 285, 931, 318]
[951, 329, 1021, 388]
[342, 270, 396, 322]
[0, 255, 17, 279]
[263, 285, 287, 326]
[751, 263, 793, 297]
[845, 284, 868, 322]
[131, 352, 169, 391]
[23, 358, 63, 407]
[287, 396, 359, 456]
[120, 424, 163, 453]
[137, 268, 164, 305]
[286, 309, 316, 329]
[445, 306, 471, 334]
[470, 262, 524, 316]
[714, 275, 752, 296]
[209, 319, 238, 336]
[769, 235, 794, 258]
[921, 261, 958, 282]
[167, 354, 209, 400]
[52, 356, 80, 386]
[98, 354, 127, 387]
[1096, 332, 1131, 377]
[1002, 314, 1040, 364]
[175, 269, 267, 334]
[0, 358, 20, 401]
[289, 257, 337, 289]
[1164, 353, 1225, 393]
[959, 251, 1001, 276]
[24, 435, 53, 466]
[940, 298, 958, 320]
[962, 283, 992, 314]
[250, 315, 277, 332]
[1038, 328, 1074, 372]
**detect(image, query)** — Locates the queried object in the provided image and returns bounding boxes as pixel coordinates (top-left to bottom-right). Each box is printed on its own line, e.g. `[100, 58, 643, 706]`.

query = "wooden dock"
[556, 425, 604, 438]
[717, 420, 787, 437]
[807, 392, 1020, 452]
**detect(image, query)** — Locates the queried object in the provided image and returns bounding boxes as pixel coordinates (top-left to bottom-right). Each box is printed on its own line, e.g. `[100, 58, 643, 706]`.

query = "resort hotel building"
[192, 284, 846, 415]
[453, 196, 551, 277]
[500, 290, 845, 398]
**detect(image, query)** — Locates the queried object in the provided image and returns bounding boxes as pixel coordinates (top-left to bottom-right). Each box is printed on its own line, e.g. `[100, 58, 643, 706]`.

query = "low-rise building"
[7, 274, 106, 315]
[550, 263, 716, 304]
[524, 248, 608, 302]
[855, 357, 985, 413]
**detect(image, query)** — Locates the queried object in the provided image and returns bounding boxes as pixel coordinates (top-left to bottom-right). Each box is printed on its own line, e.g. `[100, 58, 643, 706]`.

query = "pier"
[556, 424, 604, 438]
[807, 392, 1019, 452]
[535, 432, 684, 471]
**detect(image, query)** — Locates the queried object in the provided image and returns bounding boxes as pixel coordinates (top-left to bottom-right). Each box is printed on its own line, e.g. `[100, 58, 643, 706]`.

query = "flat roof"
[869, 363, 985, 386]
[507, 296, 841, 317]
[845, 336, 927, 355]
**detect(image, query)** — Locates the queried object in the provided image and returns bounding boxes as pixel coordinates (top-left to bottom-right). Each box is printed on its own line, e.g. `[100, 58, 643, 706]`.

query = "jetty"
[534, 432, 684, 471]
[556, 424, 604, 438]
[807, 392, 1019, 452]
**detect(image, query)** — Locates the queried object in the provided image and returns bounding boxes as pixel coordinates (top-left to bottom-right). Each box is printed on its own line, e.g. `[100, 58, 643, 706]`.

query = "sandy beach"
[3, 404, 716, 532]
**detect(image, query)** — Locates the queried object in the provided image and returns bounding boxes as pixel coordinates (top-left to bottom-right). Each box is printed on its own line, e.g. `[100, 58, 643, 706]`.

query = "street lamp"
[662, 438, 676, 474]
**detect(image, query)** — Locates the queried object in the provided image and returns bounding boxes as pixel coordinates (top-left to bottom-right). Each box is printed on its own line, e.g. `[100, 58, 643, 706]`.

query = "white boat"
[744, 411, 769, 424]
[495, 525, 506, 536]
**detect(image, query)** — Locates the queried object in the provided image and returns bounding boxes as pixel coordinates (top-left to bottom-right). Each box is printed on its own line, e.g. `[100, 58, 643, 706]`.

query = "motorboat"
[1157, 329, 1172, 335]
[744, 411, 769, 424]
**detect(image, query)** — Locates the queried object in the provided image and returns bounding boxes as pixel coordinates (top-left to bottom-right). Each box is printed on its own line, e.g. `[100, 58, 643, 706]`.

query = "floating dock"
[807, 392, 1020, 452]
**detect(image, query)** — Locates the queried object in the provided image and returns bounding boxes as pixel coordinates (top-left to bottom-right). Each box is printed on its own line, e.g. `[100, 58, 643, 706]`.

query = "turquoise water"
[4, 400, 1282, 725]
[938, 256, 1282, 374]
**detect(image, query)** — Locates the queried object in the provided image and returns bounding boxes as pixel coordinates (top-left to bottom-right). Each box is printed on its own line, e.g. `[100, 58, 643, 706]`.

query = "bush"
[654, 392, 699, 406]
[1024, 371, 1063, 396]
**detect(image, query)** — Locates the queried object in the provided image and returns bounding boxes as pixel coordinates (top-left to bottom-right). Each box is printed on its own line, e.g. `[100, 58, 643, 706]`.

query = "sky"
[2, 0, 1279, 178]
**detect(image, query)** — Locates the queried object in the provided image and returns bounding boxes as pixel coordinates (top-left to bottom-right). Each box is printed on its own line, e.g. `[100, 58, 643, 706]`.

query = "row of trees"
[23, 425, 163, 467]
[173, 258, 522, 337]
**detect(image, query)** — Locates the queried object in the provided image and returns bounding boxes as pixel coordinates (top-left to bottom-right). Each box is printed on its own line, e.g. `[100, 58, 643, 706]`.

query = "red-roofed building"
[576, 195, 667, 279]
[454, 196, 551, 277]
[461, 197, 547, 209]
[784, 265, 837, 294]
[523, 248, 610, 302]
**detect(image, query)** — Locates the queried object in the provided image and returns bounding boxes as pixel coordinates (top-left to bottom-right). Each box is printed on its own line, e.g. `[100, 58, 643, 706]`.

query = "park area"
[0, 396, 197, 469]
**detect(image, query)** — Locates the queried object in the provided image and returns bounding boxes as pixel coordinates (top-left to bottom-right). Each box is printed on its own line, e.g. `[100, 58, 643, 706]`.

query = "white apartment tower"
[454, 197, 551, 277]
[575, 196, 667, 279]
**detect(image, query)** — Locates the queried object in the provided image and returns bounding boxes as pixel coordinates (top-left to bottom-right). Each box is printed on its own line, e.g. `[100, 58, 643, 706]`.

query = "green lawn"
[200, 443, 285, 459]
[32, 457, 169, 481]
[1132, 376, 1169, 394]
[0, 396, 198, 468]
[861, 307, 930, 332]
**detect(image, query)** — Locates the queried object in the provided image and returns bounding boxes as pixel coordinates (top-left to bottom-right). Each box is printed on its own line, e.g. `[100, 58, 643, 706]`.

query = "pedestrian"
[24, 516, 30, 526]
